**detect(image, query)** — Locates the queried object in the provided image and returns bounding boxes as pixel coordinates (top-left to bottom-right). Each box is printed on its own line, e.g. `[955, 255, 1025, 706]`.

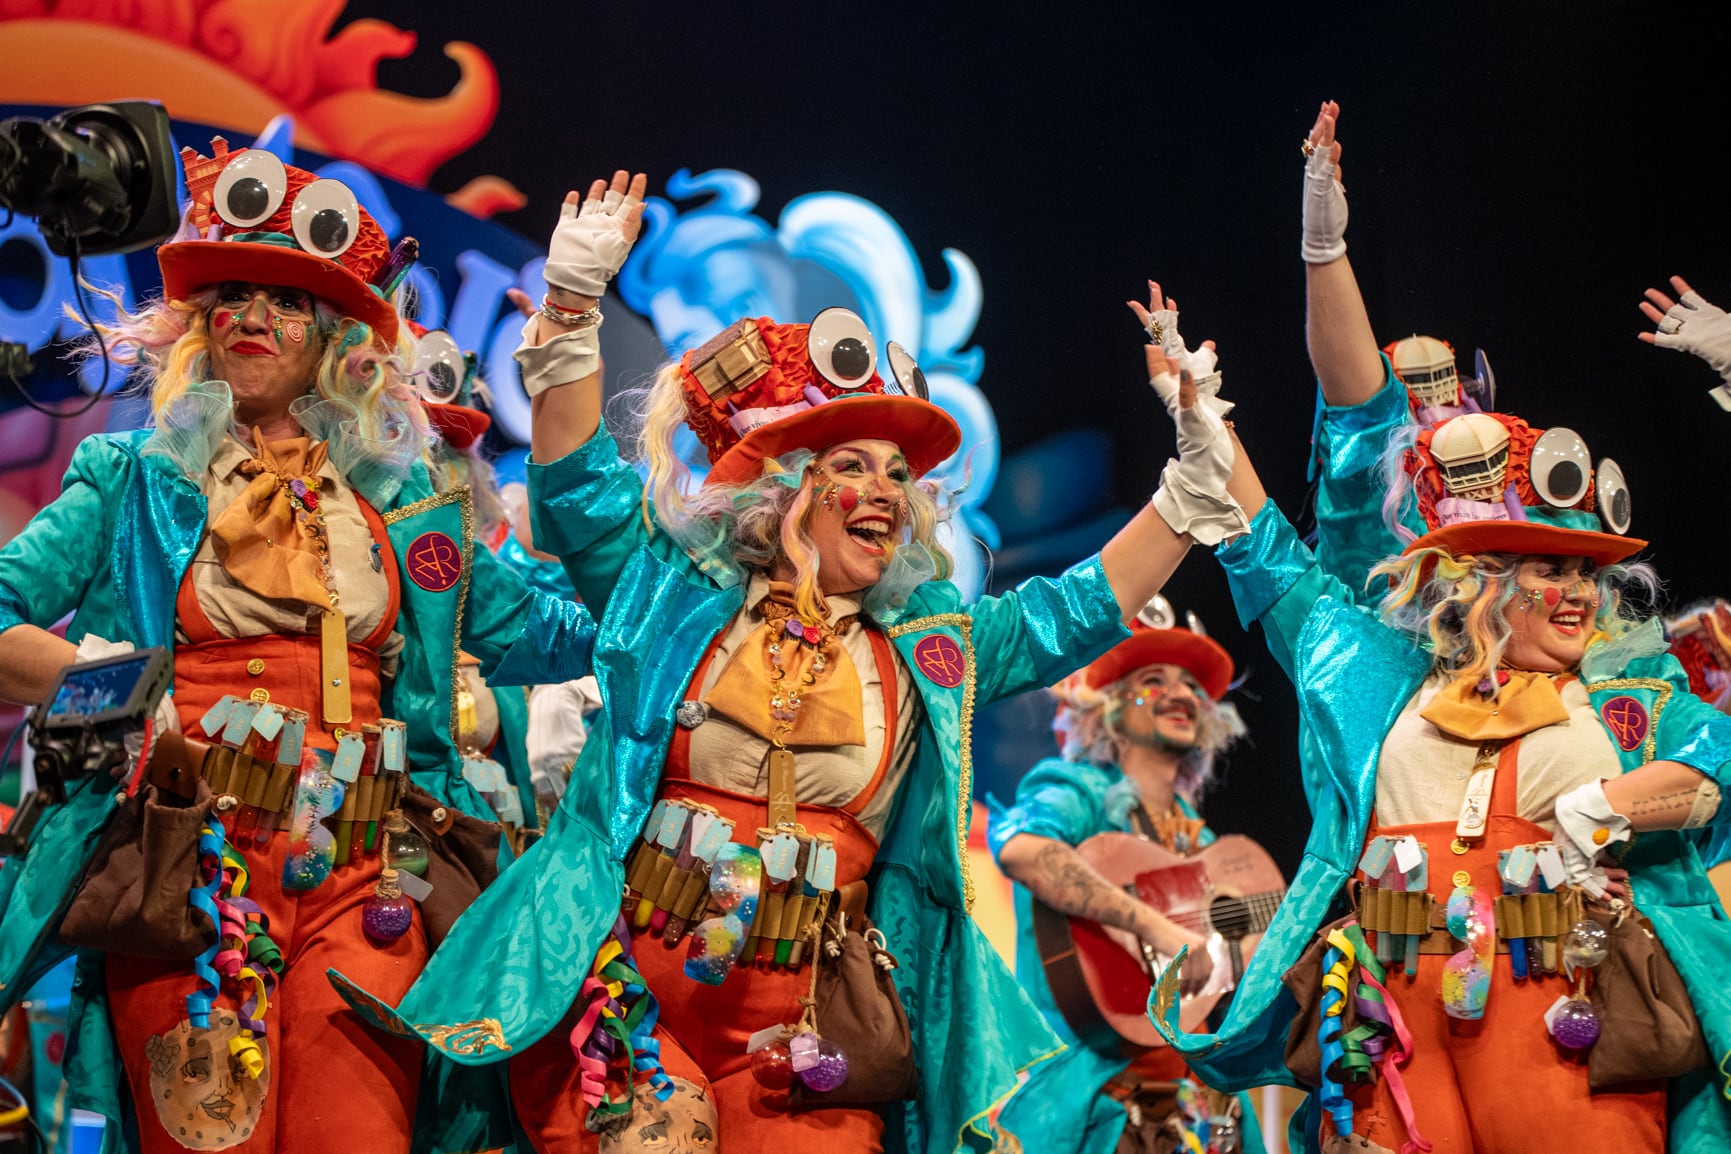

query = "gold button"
[1450, 838, 1470, 855]
[249, 688, 270, 703]
[333, 727, 347, 740]
[1453, 870, 1472, 888]
[247, 658, 265, 676]
[1592, 827, 1610, 846]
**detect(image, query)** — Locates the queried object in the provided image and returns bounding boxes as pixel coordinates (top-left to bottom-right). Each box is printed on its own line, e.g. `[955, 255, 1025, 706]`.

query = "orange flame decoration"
[0, 0, 519, 206]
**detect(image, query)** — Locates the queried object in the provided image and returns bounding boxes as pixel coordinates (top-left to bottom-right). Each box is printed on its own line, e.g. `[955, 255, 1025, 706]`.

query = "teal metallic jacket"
[0, 391, 596, 1152]
[1308, 357, 1414, 599]
[987, 761, 1266, 1154]
[1149, 500, 1731, 1153]
[330, 422, 1132, 1154]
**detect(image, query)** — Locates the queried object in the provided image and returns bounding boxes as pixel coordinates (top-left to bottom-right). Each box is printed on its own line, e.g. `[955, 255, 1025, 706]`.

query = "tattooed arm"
[997, 833, 1214, 995]
[1601, 760, 1721, 831]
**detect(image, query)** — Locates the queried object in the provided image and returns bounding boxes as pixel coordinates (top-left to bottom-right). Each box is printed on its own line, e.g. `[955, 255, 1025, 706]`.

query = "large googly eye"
[413, 330, 466, 404]
[213, 150, 287, 228]
[1529, 426, 1592, 507]
[885, 341, 929, 400]
[291, 179, 360, 258]
[1136, 595, 1175, 630]
[1596, 457, 1632, 534]
[808, 307, 877, 390]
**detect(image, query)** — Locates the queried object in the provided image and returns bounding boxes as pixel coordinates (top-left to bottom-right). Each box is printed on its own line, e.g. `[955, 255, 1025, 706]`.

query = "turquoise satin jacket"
[1148, 500, 1731, 1153]
[987, 762, 1265, 1154]
[329, 422, 1132, 1154]
[1308, 358, 1414, 598]
[0, 414, 596, 1153]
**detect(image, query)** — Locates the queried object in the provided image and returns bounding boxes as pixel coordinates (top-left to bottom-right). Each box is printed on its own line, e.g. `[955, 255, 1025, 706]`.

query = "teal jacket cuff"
[1216, 501, 1312, 630]
[1314, 355, 1407, 482]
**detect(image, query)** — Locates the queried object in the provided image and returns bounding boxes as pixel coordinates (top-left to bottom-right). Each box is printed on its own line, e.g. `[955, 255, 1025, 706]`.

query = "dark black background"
[372, 2, 1728, 869]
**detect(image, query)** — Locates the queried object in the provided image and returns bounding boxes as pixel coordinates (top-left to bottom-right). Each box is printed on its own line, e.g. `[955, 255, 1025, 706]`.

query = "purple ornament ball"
[797, 1039, 849, 1093]
[1552, 1000, 1601, 1050]
[363, 895, 414, 943]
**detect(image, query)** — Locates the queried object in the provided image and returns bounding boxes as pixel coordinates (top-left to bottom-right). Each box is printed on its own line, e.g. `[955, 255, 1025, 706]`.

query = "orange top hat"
[1400, 410, 1643, 566]
[157, 137, 403, 344]
[1081, 623, 1235, 701]
[679, 309, 960, 487]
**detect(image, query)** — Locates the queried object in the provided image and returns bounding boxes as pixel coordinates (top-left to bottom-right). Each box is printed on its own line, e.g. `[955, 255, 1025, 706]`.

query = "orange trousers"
[1325, 952, 1666, 1152]
[106, 821, 428, 1154]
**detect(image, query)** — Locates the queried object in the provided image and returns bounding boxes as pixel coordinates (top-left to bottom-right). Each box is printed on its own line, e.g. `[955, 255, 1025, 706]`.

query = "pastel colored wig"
[1052, 670, 1247, 803]
[627, 363, 954, 624]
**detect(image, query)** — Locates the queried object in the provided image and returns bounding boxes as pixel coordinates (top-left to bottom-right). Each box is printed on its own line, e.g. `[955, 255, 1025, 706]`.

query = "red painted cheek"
[838, 486, 859, 512]
[284, 319, 306, 344]
[212, 312, 231, 331]
[1543, 587, 1561, 607]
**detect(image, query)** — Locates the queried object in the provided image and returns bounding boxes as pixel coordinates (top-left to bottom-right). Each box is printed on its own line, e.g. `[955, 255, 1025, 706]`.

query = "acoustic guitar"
[1032, 832, 1286, 1053]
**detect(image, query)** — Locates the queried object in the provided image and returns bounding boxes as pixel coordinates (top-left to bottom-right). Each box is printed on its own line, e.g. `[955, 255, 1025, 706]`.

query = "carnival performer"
[0, 143, 594, 1154]
[989, 599, 1264, 1154]
[330, 169, 1252, 1154]
[1129, 320, 1731, 1148]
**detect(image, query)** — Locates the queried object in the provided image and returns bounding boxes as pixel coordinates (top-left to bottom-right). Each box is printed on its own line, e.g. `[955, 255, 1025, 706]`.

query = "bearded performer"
[331, 169, 1253, 1153]
[1130, 302, 1731, 1150]
[989, 599, 1264, 1154]
[0, 142, 594, 1153]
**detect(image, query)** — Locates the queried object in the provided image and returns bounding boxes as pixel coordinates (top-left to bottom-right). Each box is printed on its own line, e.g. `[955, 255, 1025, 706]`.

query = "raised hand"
[1127, 280, 1227, 416]
[1301, 100, 1348, 264]
[1129, 295, 1247, 546]
[543, 170, 648, 302]
[1639, 275, 1731, 402]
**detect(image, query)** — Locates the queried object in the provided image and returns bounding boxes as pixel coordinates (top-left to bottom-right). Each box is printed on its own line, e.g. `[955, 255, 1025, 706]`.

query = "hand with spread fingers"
[1127, 286, 1247, 546]
[1639, 275, 1731, 403]
[1301, 99, 1348, 265]
[1129, 280, 1229, 417]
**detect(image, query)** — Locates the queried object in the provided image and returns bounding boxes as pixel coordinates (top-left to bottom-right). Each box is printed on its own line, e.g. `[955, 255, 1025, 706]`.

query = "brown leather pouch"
[59, 778, 218, 958]
[1281, 911, 1365, 1087]
[788, 913, 918, 1108]
[1584, 901, 1707, 1089]
[397, 783, 502, 947]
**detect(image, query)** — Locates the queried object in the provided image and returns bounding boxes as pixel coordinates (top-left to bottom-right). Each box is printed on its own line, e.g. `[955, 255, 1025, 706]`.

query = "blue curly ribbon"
[1318, 929, 1355, 1137]
[186, 822, 228, 1028]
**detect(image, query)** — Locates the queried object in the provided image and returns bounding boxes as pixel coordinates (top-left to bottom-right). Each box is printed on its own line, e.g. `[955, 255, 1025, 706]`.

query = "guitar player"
[989, 600, 1265, 1154]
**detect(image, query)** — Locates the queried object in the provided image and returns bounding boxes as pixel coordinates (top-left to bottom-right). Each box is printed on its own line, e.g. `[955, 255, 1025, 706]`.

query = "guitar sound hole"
[1208, 896, 1252, 939]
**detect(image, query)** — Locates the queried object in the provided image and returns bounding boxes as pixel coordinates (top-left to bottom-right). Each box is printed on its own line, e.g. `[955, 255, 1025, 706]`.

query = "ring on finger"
[1145, 319, 1164, 343]
[1300, 139, 1316, 158]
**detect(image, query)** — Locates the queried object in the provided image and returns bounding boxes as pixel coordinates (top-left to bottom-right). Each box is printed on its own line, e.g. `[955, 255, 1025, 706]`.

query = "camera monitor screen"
[43, 651, 160, 727]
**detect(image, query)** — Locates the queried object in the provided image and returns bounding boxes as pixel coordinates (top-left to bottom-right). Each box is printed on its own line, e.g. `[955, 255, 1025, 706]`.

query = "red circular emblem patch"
[1599, 695, 1650, 752]
[406, 531, 463, 592]
[912, 634, 966, 688]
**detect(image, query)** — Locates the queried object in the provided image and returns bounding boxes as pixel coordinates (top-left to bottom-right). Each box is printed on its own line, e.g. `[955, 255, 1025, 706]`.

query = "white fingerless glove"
[1551, 779, 1631, 900]
[526, 678, 597, 805]
[1148, 369, 1249, 546]
[1301, 146, 1348, 265]
[543, 189, 642, 298]
[1140, 312, 1233, 419]
[514, 314, 603, 398]
[1652, 289, 1731, 405]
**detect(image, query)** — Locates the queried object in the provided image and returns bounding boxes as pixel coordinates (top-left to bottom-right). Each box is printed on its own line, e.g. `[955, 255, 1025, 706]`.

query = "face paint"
[1543, 587, 1561, 607]
[284, 319, 306, 343]
[838, 486, 860, 512]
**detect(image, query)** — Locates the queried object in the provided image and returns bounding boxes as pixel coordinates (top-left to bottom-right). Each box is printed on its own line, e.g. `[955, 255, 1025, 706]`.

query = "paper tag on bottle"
[1393, 835, 1424, 874]
[655, 803, 690, 849]
[1357, 836, 1395, 878]
[689, 812, 728, 863]
[1502, 845, 1538, 889]
[276, 715, 306, 768]
[199, 695, 237, 737]
[745, 1024, 786, 1055]
[251, 704, 285, 741]
[380, 722, 406, 773]
[462, 756, 507, 793]
[396, 870, 434, 903]
[1536, 845, 1566, 889]
[330, 732, 367, 783]
[1542, 994, 1572, 1034]
[761, 832, 800, 882]
[221, 700, 260, 746]
[807, 842, 838, 892]
[492, 788, 524, 826]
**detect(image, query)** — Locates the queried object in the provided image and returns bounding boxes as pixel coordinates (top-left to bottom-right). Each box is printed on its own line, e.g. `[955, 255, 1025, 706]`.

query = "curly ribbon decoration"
[568, 917, 674, 1123]
[186, 824, 229, 1028]
[1318, 922, 1431, 1153]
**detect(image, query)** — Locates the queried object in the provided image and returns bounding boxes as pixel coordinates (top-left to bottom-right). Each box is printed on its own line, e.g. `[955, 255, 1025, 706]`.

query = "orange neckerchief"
[704, 581, 866, 747]
[1420, 668, 1573, 742]
[208, 430, 333, 609]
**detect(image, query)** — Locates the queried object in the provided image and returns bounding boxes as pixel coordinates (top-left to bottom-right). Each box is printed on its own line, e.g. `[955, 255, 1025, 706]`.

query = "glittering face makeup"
[804, 439, 912, 596]
[207, 282, 322, 420]
[1502, 555, 1601, 672]
[1112, 663, 1204, 753]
